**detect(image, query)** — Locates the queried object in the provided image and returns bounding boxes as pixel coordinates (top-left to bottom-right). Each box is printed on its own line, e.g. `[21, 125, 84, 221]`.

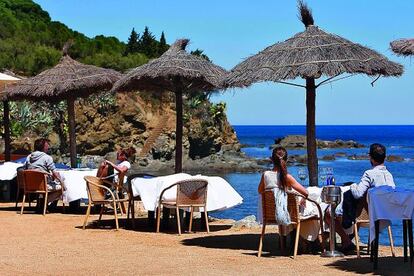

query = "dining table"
[58, 168, 97, 204]
[0, 161, 97, 204]
[368, 186, 414, 269]
[130, 173, 243, 212]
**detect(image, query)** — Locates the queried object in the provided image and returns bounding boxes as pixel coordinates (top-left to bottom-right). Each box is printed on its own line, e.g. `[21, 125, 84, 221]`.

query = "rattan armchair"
[156, 179, 209, 235]
[258, 189, 325, 258]
[354, 195, 395, 258]
[19, 169, 63, 216]
[83, 176, 128, 230]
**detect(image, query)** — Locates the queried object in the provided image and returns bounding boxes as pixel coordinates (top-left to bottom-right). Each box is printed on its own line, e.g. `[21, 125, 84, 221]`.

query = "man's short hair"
[369, 143, 386, 164]
[34, 138, 50, 152]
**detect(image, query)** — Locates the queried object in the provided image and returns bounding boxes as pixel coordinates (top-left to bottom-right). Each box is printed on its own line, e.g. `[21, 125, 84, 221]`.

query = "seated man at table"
[24, 138, 65, 210]
[326, 143, 395, 252]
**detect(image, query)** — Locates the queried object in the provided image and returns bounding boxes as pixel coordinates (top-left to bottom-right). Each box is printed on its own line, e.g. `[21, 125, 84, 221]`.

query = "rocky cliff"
[74, 91, 241, 165]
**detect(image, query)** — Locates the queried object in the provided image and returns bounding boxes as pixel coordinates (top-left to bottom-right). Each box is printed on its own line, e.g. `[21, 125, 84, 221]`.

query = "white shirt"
[350, 165, 395, 199]
[114, 160, 131, 184]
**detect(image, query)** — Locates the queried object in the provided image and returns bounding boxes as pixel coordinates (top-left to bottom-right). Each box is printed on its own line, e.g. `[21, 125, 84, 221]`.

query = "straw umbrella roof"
[112, 39, 227, 93]
[226, 17, 403, 88]
[4, 52, 122, 168]
[113, 38, 227, 173]
[390, 39, 414, 56]
[5, 55, 122, 101]
[224, 1, 403, 187]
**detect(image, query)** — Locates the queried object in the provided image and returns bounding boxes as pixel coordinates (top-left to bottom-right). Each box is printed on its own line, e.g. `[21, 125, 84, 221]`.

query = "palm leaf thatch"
[225, 1, 403, 186]
[113, 39, 227, 173]
[390, 39, 414, 56]
[5, 55, 121, 102]
[4, 54, 122, 167]
[112, 39, 226, 93]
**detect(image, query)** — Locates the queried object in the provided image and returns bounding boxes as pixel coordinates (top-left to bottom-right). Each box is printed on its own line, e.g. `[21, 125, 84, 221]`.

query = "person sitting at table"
[258, 147, 323, 250]
[24, 138, 65, 211]
[325, 143, 395, 253]
[97, 147, 136, 184]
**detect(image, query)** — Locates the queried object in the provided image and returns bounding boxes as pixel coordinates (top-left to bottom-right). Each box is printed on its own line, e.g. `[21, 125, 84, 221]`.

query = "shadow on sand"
[78, 215, 232, 234]
[181, 233, 290, 257]
[326, 256, 413, 275]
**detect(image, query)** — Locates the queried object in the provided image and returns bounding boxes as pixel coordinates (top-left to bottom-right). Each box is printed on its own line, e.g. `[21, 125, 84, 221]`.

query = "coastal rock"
[272, 135, 364, 149]
[232, 215, 260, 229]
[387, 155, 404, 162]
[334, 152, 347, 157]
[321, 155, 336, 161]
[347, 154, 369, 160]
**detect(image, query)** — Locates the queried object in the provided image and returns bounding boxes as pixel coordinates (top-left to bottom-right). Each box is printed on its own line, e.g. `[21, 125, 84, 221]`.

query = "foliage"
[158, 31, 168, 56]
[7, 101, 54, 137]
[190, 49, 210, 62]
[124, 28, 140, 56]
[0, 0, 167, 75]
[209, 102, 227, 124]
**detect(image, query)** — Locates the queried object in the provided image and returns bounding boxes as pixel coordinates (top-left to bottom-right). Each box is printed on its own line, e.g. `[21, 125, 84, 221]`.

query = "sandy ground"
[0, 202, 412, 276]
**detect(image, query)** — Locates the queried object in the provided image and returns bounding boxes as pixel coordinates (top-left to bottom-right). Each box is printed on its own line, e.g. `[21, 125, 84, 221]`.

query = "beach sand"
[0, 203, 412, 275]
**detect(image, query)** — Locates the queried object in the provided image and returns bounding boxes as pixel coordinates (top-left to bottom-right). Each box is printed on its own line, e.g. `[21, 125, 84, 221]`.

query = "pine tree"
[190, 49, 210, 61]
[124, 28, 140, 55]
[138, 26, 157, 58]
[158, 31, 168, 56]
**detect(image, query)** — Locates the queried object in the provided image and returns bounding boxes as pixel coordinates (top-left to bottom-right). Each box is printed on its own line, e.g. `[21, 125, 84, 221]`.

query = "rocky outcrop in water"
[272, 135, 365, 149]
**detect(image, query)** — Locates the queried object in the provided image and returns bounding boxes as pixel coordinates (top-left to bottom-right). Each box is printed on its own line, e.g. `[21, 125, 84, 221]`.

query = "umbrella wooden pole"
[67, 98, 77, 168]
[3, 100, 11, 161]
[306, 78, 318, 186]
[175, 90, 183, 173]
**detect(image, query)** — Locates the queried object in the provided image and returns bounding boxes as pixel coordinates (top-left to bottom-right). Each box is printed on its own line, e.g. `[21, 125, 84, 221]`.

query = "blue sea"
[212, 125, 414, 246]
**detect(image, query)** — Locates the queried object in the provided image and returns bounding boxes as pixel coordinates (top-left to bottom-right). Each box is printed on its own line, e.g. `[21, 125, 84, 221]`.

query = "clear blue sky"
[35, 0, 413, 125]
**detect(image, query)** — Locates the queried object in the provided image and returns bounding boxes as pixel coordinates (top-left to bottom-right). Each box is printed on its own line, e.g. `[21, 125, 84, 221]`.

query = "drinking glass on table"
[298, 168, 308, 185]
[319, 167, 328, 185]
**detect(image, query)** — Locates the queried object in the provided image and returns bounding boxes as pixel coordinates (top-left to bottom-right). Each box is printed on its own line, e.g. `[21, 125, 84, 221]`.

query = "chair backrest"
[16, 167, 25, 190]
[22, 170, 48, 193]
[261, 190, 277, 224]
[175, 179, 208, 206]
[84, 176, 107, 202]
[356, 194, 369, 222]
[261, 190, 300, 224]
[287, 193, 300, 223]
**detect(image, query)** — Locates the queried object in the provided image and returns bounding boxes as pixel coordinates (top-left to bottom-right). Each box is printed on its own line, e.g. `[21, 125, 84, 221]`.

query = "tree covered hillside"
[0, 0, 168, 75]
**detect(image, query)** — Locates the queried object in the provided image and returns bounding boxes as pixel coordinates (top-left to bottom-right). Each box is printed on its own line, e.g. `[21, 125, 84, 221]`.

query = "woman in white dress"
[258, 146, 322, 248]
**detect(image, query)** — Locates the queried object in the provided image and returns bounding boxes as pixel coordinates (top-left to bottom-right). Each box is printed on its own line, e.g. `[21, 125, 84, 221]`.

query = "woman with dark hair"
[258, 146, 308, 197]
[97, 147, 136, 183]
[258, 146, 322, 248]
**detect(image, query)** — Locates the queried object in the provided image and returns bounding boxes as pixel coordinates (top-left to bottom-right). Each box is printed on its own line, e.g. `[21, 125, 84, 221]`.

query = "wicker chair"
[20, 170, 63, 216]
[83, 176, 129, 230]
[354, 196, 395, 258]
[258, 190, 324, 258]
[100, 172, 128, 216]
[15, 167, 30, 210]
[126, 173, 156, 229]
[156, 179, 209, 235]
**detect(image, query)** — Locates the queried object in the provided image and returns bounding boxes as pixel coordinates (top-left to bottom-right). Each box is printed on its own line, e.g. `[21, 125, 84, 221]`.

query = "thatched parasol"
[225, 1, 403, 186]
[5, 50, 122, 167]
[112, 39, 227, 173]
[390, 39, 414, 56]
[0, 73, 21, 161]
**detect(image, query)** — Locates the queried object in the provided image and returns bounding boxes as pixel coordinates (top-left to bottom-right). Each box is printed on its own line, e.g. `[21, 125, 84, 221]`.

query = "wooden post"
[306, 78, 318, 186]
[3, 100, 11, 161]
[67, 98, 77, 168]
[175, 90, 183, 173]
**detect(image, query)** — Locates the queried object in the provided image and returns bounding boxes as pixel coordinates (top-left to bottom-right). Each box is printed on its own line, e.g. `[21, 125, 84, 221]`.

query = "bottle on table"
[76, 154, 81, 168]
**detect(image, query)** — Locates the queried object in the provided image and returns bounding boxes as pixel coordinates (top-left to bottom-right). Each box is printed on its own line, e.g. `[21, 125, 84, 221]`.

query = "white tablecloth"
[58, 169, 97, 204]
[0, 162, 24, 180]
[368, 186, 414, 242]
[131, 173, 243, 212]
